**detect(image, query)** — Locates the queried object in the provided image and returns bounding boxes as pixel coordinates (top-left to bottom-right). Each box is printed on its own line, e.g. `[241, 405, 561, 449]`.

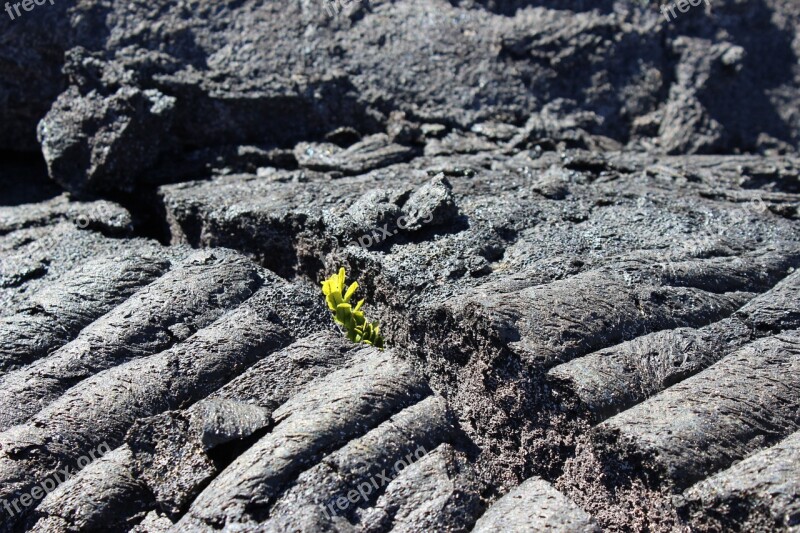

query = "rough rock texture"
[2, 1, 800, 532]
[0, 150, 793, 532]
[0, 194, 133, 236]
[2, 1, 800, 191]
[38, 86, 176, 194]
[0, 248, 264, 430]
[261, 395, 455, 532]
[472, 476, 601, 532]
[176, 349, 432, 530]
[358, 443, 485, 533]
[549, 266, 800, 422]
[594, 330, 800, 489]
[679, 430, 800, 532]
[0, 251, 173, 375]
[0, 262, 320, 531]
[0, 221, 160, 315]
[30, 446, 151, 532]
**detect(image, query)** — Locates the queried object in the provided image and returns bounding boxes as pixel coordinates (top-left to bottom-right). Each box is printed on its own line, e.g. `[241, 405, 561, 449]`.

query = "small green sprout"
[321, 267, 385, 349]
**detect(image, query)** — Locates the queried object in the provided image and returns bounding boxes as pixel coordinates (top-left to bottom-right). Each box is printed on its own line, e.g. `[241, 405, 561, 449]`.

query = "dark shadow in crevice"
[450, 0, 615, 16]
[0, 150, 62, 206]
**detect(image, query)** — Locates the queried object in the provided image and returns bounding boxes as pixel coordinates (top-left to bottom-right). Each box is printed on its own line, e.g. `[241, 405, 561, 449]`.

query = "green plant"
[321, 267, 385, 349]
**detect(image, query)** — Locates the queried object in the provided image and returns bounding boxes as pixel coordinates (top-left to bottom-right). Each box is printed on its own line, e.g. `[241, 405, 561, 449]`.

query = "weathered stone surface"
[208, 332, 357, 410]
[735, 266, 800, 333]
[0, 250, 172, 375]
[0, 155, 795, 532]
[592, 330, 800, 490]
[440, 267, 753, 370]
[0, 194, 132, 236]
[124, 333, 354, 519]
[129, 511, 175, 533]
[262, 396, 454, 531]
[2, 3, 800, 529]
[158, 171, 461, 276]
[548, 267, 800, 421]
[294, 134, 416, 176]
[124, 401, 271, 521]
[38, 86, 176, 195]
[0, 0, 73, 152]
[473, 476, 600, 533]
[0, 273, 314, 531]
[358, 443, 485, 533]
[177, 349, 430, 530]
[30, 445, 152, 532]
[2, 1, 799, 189]
[679, 430, 800, 532]
[0, 222, 165, 316]
[401, 173, 459, 230]
[0, 249, 263, 431]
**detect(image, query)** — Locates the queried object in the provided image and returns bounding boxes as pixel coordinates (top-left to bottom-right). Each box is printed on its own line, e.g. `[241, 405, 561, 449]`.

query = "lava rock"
[37, 86, 176, 195]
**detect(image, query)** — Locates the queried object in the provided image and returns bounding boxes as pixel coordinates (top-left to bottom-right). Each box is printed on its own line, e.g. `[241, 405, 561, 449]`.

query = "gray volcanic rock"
[548, 266, 800, 422]
[176, 349, 430, 530]
[262, 396, 454, 532]
[2, 1, 800, 191]
[0, 194, 133, 236]
[0, 151, 795, 532]
[2, 2, 800, 532]
[125, 400, 273, 520]
[593, 330, 800, 489]
[0, 250, 172, 375]
[294, 134, 416, 176]
[358, 443, 485, 533]
[37, 86, 176, 195]
[0, 248, 263, 430]
[473, 477, 601, 533]
[401, 174, 458, 230]
[0, 222, 173, 316]
[152, 149, 800, 513]
[679, 430, 800, 532]
[31, 446, 152, 532]
[123, 333, 355, 520]
[0, 0, 73, 152]
[0, 265, 319, 531]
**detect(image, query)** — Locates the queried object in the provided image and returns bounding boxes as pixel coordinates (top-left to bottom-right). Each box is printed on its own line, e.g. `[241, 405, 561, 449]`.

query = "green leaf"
[321, 267, 386, 351]
[344, 282, 358, 303]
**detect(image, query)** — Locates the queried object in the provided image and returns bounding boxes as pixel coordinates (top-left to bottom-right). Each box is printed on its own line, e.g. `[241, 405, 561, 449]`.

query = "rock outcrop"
[1, 1, 799, 531]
